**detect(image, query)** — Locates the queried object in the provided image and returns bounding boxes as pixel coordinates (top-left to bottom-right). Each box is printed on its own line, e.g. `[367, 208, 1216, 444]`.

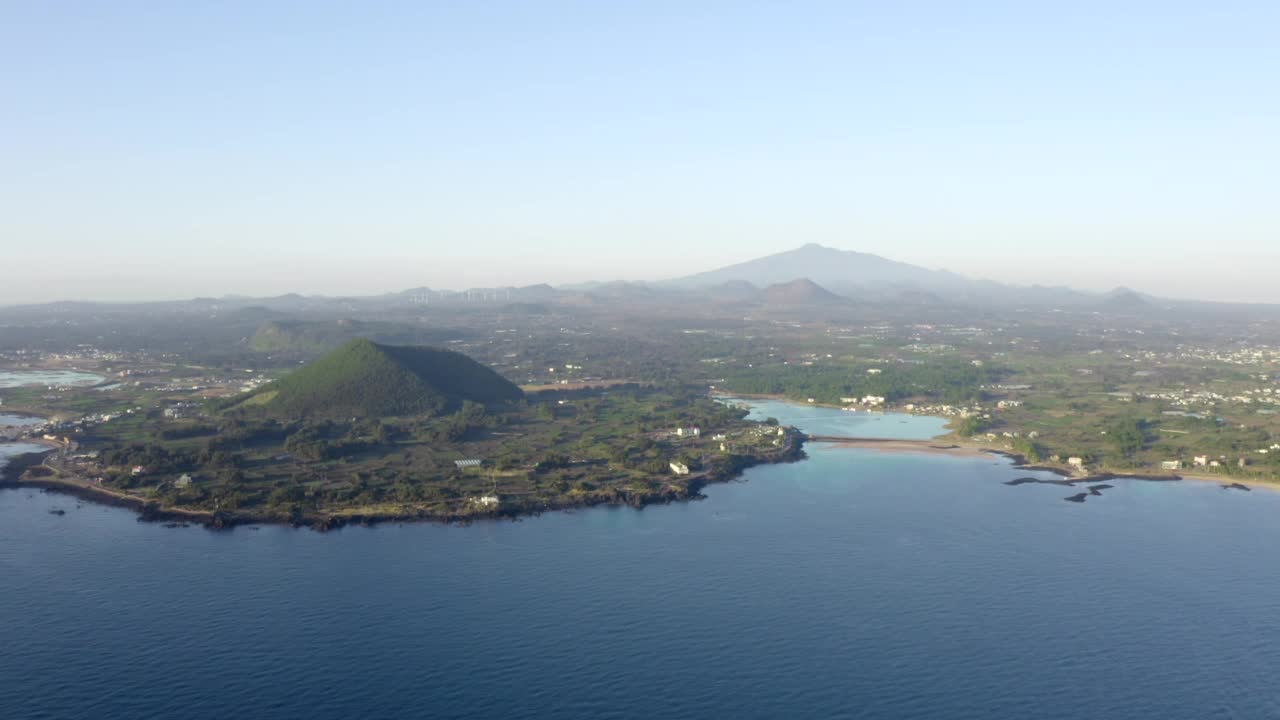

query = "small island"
[3, 340, 802, 529]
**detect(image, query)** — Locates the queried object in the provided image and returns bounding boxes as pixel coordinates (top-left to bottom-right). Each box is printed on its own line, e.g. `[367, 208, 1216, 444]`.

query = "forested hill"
[244, 339, 523, 418]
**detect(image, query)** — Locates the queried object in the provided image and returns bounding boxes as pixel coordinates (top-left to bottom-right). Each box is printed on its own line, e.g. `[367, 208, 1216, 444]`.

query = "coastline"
[0, 448, 55, 485]
[0, 432, 808, 532]
[720, 392, 1280, 495]
[810, 437, 990, 458]
[10, 391, 1276, 531]
[807, 434, 1280, 493]
[1, 446, 227, 526]
[963, 441, 1280, 494]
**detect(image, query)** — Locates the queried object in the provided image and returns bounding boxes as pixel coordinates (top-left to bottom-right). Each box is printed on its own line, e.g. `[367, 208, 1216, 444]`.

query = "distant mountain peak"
[762, 278, 845, 305]
[666, 245, 966, 294]
[1102, 287, 1150, 310]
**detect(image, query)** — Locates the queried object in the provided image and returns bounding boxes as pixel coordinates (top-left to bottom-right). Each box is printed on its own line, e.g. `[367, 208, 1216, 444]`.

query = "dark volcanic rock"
[1005, 477, 1078, 487]
[1063, 493, 1089, 503]
[1222, 482, 1252, 492]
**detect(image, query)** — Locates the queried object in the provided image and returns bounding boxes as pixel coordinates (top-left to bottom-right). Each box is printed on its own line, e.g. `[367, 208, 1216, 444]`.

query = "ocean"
[2, 403, 1279, 719]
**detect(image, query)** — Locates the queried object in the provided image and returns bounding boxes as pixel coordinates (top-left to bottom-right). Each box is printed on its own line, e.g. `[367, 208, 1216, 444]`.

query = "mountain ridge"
[665, 243, 968, 295]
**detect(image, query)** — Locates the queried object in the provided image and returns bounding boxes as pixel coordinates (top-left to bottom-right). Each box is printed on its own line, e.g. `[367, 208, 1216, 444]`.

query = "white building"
[669, 462, 690, 476]
[1161, 460, 1182, 471]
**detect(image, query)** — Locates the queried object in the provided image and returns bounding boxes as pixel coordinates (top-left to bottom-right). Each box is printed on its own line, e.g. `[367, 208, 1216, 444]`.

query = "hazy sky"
[3, 1, 1277, 304]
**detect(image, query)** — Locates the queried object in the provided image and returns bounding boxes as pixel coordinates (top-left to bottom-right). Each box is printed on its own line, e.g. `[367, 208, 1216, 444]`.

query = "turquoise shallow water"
[723, 396, 950, 438]
[0, 370, 104, 389]
[2, 405, 1280, 720]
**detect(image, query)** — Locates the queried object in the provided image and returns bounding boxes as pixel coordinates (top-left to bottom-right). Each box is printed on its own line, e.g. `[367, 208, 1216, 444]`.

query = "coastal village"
[5, 302, 1280, 523]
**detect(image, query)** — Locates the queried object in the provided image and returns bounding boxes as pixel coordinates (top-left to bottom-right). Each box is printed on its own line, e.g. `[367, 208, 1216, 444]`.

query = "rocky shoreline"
[983, 447, 1271, 489]
[732, 392, 1279, 493]
[809, 434, 1270, 499]
[0, 449, 54, 485]
[0, 434, 807, 532]
[821, 435, 1266, 489]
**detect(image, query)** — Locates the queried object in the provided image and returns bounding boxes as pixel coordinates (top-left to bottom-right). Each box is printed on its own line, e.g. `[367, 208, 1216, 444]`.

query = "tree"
[537, 453, 571, 471]
[268, 484, 306, 506]
[1108, 416, 1150, 458]
[955, 416, 989, 436]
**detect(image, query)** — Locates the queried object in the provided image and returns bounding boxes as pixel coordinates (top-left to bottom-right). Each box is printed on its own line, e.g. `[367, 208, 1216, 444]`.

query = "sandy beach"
[809, 437, 991, 458]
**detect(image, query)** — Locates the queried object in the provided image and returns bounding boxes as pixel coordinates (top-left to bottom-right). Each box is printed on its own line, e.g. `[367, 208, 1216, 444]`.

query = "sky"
[2, 1, 1277, 304]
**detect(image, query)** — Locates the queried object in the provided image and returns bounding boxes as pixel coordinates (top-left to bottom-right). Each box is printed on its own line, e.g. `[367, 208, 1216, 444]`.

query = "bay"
[2, 403, 1279, 720]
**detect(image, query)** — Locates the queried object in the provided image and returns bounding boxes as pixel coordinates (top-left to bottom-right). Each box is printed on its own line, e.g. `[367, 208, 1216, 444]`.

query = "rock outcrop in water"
[1004, 476, 1075, 487]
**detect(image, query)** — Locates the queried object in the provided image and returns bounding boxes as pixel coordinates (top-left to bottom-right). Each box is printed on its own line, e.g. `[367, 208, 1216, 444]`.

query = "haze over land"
[0, 244, 1272, 315]
[3, 3, 1278, 305]
[8, 5, 1280, 720]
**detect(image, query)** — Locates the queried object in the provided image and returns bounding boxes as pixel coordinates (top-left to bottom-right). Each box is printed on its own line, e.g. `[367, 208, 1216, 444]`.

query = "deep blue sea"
[3, 403, 1280, 719]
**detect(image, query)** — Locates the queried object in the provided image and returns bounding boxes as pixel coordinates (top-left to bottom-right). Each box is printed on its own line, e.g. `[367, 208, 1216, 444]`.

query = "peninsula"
[2, 340, 803, 529]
